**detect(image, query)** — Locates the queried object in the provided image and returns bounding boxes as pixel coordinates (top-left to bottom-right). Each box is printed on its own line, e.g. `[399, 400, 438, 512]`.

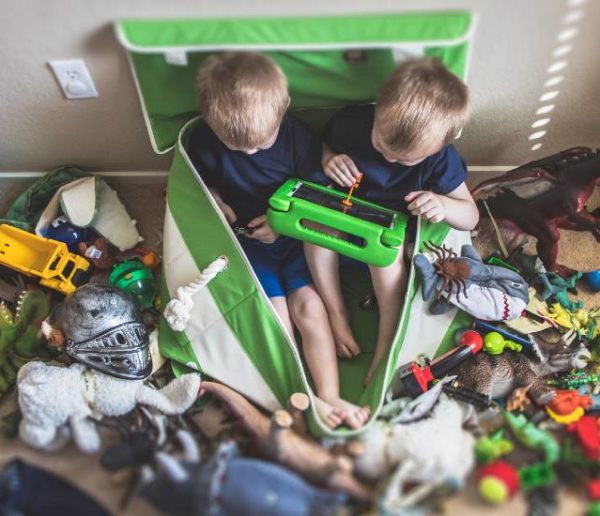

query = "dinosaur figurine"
[472, 147, 600, 276]
[0, 289, 52, 396]
[452, 329, 590, 404]
[414, 242, 529, 320]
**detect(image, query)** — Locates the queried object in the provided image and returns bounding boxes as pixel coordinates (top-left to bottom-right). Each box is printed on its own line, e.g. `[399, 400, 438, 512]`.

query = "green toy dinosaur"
[503, 410, 560, 464]
[0, 289, 54, 396]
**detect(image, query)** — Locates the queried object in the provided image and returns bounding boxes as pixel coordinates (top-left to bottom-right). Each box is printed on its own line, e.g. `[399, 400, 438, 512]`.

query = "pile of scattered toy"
[0, 161, 599, 516]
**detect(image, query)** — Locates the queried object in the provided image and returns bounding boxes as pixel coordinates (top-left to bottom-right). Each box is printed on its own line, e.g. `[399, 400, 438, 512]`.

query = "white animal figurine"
[17, 361, 200, 453]
[354, 394, 476, 510]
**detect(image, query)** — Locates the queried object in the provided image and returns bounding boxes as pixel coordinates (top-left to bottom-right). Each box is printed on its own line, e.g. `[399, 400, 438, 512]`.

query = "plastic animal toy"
[139, 433, 349, 516]
[472, 147, 600, 275]
[198, 381, 371, 501]
[414, 242, 529, 320]
[511, 249, 583, 308]
[452, 329, 590, 403]
[545, 389, 592, 425]
[475, 430, 514, 464]
[549, 370, 600, 390]
[506, 384, 532, 412]
[0, 289, 52, 396]
[355, 394, 476, 510]
[503, 411, 560, 463]
[17, 361, 200, 453]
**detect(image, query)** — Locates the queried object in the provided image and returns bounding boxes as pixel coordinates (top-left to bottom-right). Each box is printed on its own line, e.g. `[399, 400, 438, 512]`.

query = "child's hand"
[216, 199, 238, 224]
[323, 153, 361, 187]
[405, 191, 447, 223]
[247, 215, 279, 244]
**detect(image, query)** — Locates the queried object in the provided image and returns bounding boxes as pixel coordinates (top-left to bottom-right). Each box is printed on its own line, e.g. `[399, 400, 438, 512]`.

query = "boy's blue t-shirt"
[319, 104, 467, 213]
[188, 114, 322, 226]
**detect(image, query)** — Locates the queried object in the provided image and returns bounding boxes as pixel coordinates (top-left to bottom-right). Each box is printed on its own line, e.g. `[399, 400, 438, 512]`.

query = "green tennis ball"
[478, 476, 509, 504]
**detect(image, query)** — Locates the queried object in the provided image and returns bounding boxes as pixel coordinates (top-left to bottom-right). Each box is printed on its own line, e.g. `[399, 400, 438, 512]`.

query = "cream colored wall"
[1, 0, 598, 172]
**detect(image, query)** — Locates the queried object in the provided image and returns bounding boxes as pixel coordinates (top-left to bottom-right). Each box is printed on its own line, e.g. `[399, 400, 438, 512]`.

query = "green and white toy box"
[116, 11, 476, 436]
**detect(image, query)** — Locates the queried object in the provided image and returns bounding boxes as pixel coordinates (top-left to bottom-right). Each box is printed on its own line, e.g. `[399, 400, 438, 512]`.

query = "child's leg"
[303, 242, 360, 358]
[288, 285, 370, 429]
[365, 246, 408, 385]
[269, 296, 294, 336]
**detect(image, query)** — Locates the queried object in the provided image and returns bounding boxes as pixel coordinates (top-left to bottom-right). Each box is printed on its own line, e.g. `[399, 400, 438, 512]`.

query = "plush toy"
[139, 433, 349, 516]
[414, 242, 529, 320]
[353, 394, 476, 510]
[17, 361, 200, 453]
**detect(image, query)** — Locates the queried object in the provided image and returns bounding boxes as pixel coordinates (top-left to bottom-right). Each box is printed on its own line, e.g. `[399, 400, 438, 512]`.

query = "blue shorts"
[239, 236, 313, 298]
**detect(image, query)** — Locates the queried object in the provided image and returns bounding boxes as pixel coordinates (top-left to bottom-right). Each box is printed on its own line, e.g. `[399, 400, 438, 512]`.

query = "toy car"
[0, 224, 91, 294]
[267, 180, 407, 267]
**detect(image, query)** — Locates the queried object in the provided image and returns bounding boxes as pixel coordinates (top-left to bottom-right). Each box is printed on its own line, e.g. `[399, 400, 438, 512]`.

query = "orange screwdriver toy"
[342, 172, 363, 209]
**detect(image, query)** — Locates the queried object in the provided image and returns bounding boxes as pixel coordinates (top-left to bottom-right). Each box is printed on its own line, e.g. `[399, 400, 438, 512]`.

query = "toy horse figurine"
[414, 243, 529, 321]
[472, 147, 600, 276]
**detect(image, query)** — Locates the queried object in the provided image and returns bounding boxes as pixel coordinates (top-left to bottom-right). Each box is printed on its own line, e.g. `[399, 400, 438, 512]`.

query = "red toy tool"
[397, 330, 483, 397]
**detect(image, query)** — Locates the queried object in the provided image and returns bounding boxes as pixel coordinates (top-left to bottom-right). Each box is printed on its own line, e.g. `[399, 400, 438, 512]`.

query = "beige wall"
[1, 0, 598, 172]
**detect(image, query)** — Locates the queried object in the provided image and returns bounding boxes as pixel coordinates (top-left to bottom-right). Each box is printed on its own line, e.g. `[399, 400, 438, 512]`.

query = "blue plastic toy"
[584, 270, 600, 292]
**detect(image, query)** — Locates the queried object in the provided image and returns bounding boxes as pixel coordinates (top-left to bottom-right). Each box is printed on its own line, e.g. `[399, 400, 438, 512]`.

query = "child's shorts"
[238, 236, 312, 298]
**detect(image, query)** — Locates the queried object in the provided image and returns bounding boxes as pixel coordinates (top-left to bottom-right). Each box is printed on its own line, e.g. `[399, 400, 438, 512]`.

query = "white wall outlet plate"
[48, 59, 99, 99]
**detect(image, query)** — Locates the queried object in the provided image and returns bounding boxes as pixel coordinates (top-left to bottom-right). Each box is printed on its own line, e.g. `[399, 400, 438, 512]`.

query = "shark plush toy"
[414, 242, 529, 321]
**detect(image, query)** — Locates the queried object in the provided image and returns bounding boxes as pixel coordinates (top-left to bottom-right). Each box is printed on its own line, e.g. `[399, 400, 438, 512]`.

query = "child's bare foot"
[324, 397, 371, 429]
[329, 312, 361, 358]
[314, 398, 346, 429]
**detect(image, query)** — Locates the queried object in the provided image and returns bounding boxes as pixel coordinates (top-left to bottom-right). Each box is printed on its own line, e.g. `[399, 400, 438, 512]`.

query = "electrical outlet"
[48, 59, 99, 99]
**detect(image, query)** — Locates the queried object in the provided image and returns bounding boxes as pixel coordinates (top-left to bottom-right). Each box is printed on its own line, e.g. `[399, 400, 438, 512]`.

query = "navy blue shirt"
[320, 105, 467, 213]
[188, 114, 322, 226]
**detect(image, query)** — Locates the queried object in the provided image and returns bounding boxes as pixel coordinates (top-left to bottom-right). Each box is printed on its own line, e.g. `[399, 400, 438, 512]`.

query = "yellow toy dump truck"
[0, 224, 91, 295]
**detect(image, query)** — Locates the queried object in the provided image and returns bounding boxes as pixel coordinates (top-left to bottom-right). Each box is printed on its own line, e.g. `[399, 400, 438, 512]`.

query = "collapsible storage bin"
[116, 12, 476, 435]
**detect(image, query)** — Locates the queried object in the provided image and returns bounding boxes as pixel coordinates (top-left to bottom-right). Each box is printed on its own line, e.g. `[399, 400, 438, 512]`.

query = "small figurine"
[506, 384, 532, 412]
[78, 237, 118, 270]
[475, 430, 514, 464]
[503, 411, 560, 464]
[546, 389, 592, 424]
[472, 146, 600, 275]
[414, 242, 529, 320]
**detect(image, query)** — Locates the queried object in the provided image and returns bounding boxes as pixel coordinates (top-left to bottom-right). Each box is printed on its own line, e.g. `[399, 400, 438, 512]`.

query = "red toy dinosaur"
[472, 147, 600, 276]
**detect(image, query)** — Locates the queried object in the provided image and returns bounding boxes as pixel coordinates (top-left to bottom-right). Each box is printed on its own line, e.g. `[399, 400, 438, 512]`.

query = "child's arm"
[405, 182, 479, 231]
[208, 187, 237, 224]
[322, 144, 361, 188]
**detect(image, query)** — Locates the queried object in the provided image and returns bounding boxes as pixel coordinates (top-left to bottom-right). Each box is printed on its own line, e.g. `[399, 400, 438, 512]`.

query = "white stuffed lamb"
[17, 361, 200, 453]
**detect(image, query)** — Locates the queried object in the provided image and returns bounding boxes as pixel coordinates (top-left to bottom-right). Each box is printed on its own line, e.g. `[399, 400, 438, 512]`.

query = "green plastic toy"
[267, 179, 408, 267]
[503, 411, 560, 464]
[109, 259, 156, 311]
[475, 430, 514, 464]
[518, 462, 556, 491]
[483, 332, 522, 355]
[0, 289, 53, 396]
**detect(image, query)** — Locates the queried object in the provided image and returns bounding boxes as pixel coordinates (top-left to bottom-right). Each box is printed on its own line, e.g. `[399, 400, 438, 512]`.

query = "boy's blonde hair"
[196, 52, 289, 149]
[374, 58, 469, 155]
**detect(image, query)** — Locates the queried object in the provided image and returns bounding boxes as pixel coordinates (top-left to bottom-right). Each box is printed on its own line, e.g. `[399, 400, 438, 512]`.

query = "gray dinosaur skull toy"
[43, 284, 151, 380]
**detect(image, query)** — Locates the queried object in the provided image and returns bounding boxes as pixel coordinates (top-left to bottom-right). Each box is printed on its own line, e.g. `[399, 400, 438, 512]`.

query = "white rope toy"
[164, 256, 228, 332]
